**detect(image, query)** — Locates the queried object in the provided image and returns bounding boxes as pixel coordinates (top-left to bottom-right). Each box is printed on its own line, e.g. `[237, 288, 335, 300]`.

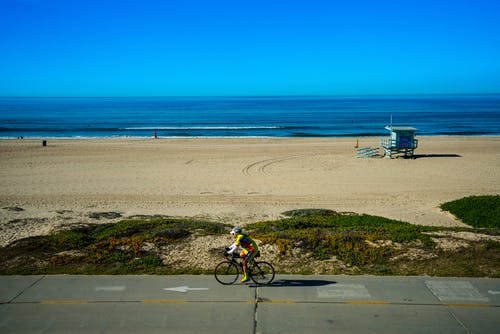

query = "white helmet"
[230, 226, 242, 236]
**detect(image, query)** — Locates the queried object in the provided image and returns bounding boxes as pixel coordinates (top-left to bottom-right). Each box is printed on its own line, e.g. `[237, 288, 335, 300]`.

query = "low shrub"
[440, 195, 500, 228]
[0, 218, 231, 274]
[247, 212, 432, 266]
[282, 208, 338, 217]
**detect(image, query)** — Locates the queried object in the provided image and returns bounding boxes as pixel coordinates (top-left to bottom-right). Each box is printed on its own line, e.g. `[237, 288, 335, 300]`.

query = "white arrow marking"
[163, 286, 210, 293]
[488, 290, 500, 295]
[95, 286, 126, 292]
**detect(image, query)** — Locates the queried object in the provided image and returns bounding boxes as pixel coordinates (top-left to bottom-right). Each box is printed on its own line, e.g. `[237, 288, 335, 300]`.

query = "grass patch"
[0, 218, 230, 275]
[282, 208, 338, 217]
[88, 211, 123, 219]
[440, 195, 500, 228]
[392, 241, 500, 277]
[247, 213, 436, 268]
[245, 207, 499, 277]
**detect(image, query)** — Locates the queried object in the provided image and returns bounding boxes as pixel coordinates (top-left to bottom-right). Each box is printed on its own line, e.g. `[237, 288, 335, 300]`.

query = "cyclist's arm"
[227, 235, 242, 254]
[227, 243, 238, 254]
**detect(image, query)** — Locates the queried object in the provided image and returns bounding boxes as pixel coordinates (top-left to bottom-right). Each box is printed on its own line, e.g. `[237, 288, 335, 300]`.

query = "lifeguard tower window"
[381, 126, 418, 158]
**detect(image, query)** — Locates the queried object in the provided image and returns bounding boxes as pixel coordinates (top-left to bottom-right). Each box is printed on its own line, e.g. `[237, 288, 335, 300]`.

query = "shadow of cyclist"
[255, 279, 336, 287]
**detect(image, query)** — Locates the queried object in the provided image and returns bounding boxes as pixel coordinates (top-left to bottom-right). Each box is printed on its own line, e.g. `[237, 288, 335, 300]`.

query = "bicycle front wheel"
[250, 261, 275, 285]
[214, 261, 239, 285]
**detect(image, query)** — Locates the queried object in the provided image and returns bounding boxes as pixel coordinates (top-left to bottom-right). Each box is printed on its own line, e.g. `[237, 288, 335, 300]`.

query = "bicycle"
[214, 250, 275, 285]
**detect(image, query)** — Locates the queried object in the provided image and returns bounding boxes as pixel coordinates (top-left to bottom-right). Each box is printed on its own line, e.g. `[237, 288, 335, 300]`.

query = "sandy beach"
[1, 136, 499, 247]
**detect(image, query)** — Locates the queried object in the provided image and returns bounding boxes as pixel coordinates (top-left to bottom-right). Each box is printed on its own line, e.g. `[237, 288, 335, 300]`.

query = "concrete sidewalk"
[1, 275, 499, 333]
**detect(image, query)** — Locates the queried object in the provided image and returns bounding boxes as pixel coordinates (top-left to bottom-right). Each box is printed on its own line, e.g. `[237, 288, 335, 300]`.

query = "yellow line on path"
[142, 299, 186, 304]
[441, 303, 490, 308]
[41, 300, 88, 305]
[345, 301, 390, 305]
[260, 300, 295, 304]
[33, 300, 494, 308]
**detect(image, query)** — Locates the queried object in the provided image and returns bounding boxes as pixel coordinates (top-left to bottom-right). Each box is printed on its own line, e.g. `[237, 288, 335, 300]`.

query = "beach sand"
[1, 136, 499, 247]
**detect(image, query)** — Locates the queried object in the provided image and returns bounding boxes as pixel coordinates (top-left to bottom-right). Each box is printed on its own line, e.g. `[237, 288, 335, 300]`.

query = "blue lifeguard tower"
[381, 126, 418, 158]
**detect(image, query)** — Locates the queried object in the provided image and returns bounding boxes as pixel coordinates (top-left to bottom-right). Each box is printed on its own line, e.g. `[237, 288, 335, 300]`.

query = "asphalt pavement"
[1, 275, 499, 333]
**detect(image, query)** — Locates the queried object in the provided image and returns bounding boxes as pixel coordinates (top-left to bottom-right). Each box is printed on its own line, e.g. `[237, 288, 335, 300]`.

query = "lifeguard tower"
[381, 126, 418, 158]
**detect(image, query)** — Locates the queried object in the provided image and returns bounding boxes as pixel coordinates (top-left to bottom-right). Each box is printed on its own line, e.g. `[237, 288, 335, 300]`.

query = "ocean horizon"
[1, 94, 499, 139]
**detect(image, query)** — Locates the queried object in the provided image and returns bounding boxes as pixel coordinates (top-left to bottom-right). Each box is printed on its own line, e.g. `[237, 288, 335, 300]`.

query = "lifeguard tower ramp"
[381, 126, 418, 158]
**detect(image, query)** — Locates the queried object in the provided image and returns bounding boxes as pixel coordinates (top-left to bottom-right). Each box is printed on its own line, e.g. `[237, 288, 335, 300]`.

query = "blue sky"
[1, 0, 499, 96]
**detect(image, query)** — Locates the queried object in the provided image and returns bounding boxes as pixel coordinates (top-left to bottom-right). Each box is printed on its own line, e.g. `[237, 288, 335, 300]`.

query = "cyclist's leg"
[246, 250, 258, 267]
[240, 250, 251, 282]
[240, 249, 248, 258]
[244, 251, 258, 272]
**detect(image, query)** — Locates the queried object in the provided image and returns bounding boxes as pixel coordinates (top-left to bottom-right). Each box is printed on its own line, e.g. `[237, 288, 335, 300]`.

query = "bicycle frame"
[224, 251, 253, 267]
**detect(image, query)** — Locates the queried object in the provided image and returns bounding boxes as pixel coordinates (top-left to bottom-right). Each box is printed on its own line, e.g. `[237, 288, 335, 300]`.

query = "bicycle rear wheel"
[214, 261, 239, 285]
[249, 261, 275, 285]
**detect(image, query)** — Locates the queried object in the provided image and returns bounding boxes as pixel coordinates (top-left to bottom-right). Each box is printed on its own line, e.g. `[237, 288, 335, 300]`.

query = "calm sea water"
[1, 95, 499, 138]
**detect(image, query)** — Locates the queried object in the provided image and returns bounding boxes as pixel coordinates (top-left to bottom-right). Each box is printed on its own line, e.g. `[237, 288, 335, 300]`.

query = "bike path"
[1, 275, 499, 333]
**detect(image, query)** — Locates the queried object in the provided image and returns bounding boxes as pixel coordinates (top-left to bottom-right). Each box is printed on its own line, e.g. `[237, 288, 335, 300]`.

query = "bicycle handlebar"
[224, 251, 241, 259]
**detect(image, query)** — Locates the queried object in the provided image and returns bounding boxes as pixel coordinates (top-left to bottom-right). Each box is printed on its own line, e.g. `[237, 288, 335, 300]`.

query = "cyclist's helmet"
[230, 226, 242, 236]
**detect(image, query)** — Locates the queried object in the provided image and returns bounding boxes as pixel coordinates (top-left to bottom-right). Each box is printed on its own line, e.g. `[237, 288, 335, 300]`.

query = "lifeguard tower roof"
[385, 126, 417, 132]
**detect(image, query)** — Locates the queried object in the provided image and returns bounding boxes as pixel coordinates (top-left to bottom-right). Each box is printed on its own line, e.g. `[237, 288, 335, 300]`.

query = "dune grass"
[247, 210, 437, 273]
[0, 218, 228, 275]
[0, 197, 499, 276]
[246, 209, 499, 276]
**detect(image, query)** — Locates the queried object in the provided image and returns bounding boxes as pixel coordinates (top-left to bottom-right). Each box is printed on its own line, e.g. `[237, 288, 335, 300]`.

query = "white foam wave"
[122, 126, 283, 130]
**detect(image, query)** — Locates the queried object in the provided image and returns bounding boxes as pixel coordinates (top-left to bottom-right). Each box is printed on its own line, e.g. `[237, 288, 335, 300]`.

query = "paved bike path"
[1, 275, 499, 333]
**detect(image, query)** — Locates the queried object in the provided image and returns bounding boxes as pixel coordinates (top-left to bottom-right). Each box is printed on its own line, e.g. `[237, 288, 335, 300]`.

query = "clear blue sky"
[1, 0, 499, 96]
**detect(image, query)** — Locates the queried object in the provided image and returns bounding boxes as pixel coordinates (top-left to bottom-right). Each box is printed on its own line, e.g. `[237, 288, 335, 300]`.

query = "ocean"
[1, 95, 499, 138]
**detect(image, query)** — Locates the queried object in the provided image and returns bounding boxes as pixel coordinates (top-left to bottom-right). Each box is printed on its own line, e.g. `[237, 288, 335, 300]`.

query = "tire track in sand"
[242, 156, 296, 176]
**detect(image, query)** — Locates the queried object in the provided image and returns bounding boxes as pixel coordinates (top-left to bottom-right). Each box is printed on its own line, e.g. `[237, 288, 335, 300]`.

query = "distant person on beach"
[226, 226, 259, 283]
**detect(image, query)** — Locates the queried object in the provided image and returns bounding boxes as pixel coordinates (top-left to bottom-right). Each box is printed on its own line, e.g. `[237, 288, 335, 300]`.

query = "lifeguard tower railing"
[381, 126, 418, 158]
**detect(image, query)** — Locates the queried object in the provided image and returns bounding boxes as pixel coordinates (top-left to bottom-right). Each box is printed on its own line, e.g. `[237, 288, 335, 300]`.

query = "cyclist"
[226, 226, 259, 283]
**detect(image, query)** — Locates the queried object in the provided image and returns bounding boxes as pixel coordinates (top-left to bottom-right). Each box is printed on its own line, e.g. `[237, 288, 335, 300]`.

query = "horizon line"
[1, 92, 500, 99]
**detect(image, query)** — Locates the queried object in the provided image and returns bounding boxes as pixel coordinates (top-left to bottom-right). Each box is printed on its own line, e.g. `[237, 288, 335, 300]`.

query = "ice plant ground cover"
[0, 196, 499, 277]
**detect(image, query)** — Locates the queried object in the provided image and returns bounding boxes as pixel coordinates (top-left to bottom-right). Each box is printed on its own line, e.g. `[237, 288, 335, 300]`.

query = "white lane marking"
[317, 284, 371, 299]
[488, 290, 500, 295]
[425, 281, 489, 302]
[95, 286, 126, 292]
[163, 286, 210, 293]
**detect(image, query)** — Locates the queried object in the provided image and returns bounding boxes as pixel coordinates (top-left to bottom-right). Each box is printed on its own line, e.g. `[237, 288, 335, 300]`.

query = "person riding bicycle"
[226, 226, 259, 283]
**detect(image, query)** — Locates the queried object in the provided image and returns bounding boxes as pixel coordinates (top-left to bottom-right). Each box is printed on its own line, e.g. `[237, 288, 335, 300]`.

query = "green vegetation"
[395, 240, 500, 277]
[0, 218, 229, 275]
[440, 195, 500, 228]
[246, 209, 499, 276]
[282, 208, 338, 217]
[247, 211, 437, 271]
[1, 197, 499, 277]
